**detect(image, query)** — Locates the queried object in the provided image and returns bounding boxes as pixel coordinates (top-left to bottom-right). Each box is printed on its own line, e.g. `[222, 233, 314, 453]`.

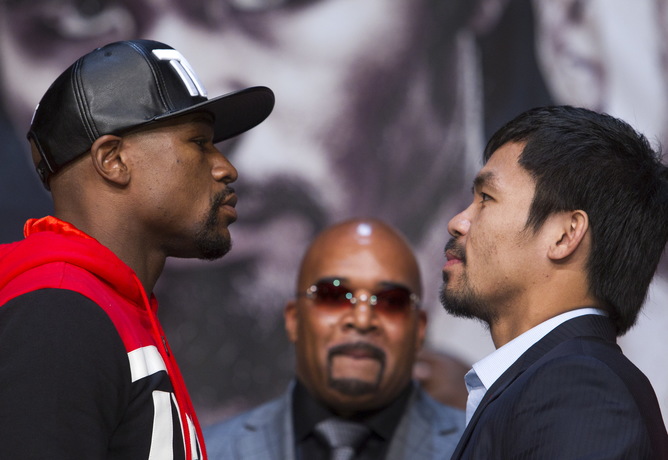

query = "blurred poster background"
[2, 0, 667, 425]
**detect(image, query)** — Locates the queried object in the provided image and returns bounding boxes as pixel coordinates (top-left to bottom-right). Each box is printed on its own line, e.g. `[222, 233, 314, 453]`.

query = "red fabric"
[0, 216, 207, 460]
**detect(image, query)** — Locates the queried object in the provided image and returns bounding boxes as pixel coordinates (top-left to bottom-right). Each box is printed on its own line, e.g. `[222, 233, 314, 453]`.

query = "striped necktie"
[314, 417, 370, 460]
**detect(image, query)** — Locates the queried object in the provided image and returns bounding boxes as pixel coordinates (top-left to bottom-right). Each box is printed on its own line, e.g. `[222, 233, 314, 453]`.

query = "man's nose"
[447, 207, 471, 237]
[212, 151, 238, 184]
[343, 294, 379, 333]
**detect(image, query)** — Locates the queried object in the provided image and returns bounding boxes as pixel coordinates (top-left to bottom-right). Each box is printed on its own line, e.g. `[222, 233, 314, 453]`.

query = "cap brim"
[155, 86, 275, 143]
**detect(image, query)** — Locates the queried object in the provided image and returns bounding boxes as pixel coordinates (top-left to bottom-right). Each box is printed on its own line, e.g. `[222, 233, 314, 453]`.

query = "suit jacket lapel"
[235, 390, 295, 460]
[386, 389, 428, 460]
[451, 315, 616, 458]
[386, 387, 463, 460]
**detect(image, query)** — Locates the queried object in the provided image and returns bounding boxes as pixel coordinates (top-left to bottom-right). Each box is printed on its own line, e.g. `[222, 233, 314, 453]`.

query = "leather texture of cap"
[27, 39, 274, 183]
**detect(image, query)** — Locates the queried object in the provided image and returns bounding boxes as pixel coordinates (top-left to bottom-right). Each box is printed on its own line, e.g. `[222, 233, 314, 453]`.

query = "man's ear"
[90, 134, 130, 186]
[284, 300, 299, 344]
[415, 309, 428, 351]
[548, 210, 589, 261]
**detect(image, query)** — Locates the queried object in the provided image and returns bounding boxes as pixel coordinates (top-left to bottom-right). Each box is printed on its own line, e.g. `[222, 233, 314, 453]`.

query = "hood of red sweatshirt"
[0, 216, 147, 309]
[0, 216, 207, 459]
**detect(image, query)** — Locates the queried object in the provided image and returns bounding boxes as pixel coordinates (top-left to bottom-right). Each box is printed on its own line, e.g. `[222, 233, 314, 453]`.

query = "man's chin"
[439, 287, 495, 325]
[441, 299, 477, 319]
[198, 245, 231, 261]
[194, 231, 232, 261]
[328, 377, 379, 397]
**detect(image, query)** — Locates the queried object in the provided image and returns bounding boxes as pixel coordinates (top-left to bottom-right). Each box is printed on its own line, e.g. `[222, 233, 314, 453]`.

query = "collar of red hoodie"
[0, 216, 206, 459]
[0, 216, 150, 310]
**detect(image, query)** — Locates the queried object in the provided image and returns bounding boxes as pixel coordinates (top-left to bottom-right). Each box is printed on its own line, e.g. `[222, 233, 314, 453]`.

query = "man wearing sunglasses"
[204, 218, 465, 459]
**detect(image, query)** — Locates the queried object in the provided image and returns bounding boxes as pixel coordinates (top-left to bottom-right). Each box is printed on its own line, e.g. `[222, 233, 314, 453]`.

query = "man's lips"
[342, 348, 376, 359]
[443, 249, 462, 268]
[328, 342, 385, 364]
[223, 193, 237, 208]
[328, 341, 385, 384]
[443, 238, 465, 270]
[217, 189, 237, 221]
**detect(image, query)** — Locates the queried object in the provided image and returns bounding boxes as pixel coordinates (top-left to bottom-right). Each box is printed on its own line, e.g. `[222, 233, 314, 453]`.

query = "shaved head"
[285, 218, 426, 414]
[297, 218, 422, 297]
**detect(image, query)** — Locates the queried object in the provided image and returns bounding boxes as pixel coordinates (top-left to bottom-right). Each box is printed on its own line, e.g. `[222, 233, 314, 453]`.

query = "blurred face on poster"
[0, 0, 508, 417]
[0, 1, 480, 261]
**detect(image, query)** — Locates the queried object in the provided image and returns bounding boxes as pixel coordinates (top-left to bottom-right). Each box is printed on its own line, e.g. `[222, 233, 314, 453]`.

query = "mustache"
[328, 341, 386, 365]
[203, 187, 236, 229]
[212, 187, 236, 209]
[444, 237, 465, 263]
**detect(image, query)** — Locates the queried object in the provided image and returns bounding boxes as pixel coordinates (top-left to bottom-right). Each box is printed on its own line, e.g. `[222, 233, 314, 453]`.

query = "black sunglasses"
[298, 279, 420, 316]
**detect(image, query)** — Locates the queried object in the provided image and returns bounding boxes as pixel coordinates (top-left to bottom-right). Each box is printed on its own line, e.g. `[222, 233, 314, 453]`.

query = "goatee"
[327, 342, 386, 396]
[194, 188, 234, 260]
[440, 238, 495, 325]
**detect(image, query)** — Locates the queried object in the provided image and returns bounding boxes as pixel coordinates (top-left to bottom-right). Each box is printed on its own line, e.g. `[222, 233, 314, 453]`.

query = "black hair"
[484, 105, 668, 335]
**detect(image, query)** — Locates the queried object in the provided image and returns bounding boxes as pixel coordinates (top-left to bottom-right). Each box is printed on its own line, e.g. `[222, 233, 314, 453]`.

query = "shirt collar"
[292, 379, 413, 442]
[472, 308, 607, 391]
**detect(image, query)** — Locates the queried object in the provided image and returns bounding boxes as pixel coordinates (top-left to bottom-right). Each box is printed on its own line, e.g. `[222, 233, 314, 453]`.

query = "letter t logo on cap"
[152, 49, 208, 98]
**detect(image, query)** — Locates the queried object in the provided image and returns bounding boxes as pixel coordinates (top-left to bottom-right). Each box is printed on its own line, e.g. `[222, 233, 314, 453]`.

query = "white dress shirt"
[464, 308, 607, 425]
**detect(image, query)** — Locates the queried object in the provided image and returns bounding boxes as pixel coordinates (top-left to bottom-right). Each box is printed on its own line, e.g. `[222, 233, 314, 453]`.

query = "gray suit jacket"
[204, 382, 465, 459]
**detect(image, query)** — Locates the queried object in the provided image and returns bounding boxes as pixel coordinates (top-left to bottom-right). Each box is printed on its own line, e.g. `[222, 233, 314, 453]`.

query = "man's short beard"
[440, 271, 496, 326]
[326, 342, 385, 396]
[327, 378, 378, 396]
[194, 191, 232, 260]
[194, 228, 230, 260]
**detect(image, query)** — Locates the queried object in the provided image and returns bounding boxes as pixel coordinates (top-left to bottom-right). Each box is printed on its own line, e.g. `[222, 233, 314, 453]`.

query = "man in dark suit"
[441, 105, 668, 458]
[205, 218, 465, 459]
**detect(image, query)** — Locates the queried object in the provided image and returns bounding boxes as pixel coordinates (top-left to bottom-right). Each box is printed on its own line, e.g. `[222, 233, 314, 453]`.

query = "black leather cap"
[27, 39, 274, 187]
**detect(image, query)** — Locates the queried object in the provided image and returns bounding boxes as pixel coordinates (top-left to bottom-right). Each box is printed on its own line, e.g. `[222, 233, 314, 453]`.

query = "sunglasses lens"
[306, 282, 416, 315]
[312, 281, 351, 308]
[374, 287, 414, 314]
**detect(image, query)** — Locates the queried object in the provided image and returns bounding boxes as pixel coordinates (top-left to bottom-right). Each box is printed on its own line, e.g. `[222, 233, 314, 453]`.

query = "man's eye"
[193, 138, 214, 149]
[225, 0, 318, 12]
[480, 192, 492, 202]
[8, 0, 137, 42]
[61, 4, 135, 39]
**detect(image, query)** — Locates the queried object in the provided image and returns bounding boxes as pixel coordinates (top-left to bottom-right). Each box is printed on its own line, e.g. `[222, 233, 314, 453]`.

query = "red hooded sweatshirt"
[0, 216, 207, 459]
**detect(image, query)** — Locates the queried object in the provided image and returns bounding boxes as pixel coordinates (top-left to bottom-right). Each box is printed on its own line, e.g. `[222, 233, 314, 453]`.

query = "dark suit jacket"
[204, 383, 465, 459]
[451, 315, 668, 459]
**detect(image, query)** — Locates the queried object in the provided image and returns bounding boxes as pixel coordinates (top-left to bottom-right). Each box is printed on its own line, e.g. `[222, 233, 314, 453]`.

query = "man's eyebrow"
[314, 276, 350, 285]
[189, 114, 215, 129]
[377, 280, 413, 291]
[192, 113, 214, 124]
[472, 171, 498, 193]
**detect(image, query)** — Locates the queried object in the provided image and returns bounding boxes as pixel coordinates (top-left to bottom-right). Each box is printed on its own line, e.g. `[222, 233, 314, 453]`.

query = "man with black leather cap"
[0, 39, 274, 460]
